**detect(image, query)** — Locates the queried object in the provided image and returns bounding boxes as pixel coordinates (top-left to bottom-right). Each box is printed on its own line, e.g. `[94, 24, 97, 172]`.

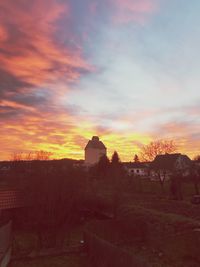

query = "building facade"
[150, 153, 191, 181]
[85, 136, 107, 165]
[123, 162, 150, 177]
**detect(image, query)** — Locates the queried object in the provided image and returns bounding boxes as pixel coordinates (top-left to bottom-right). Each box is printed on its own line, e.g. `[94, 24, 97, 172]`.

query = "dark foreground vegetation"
[0, 156, 200, 267]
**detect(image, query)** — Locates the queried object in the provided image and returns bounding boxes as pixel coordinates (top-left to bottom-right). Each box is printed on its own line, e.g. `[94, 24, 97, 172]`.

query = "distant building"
[123, 162, 150, 177]
[151, 153, 191, 180]
[85, 136, 107, 165]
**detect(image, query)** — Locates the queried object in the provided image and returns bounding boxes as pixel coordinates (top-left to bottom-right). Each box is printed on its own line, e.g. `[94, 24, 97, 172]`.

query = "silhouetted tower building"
[85, 136, 107, 165]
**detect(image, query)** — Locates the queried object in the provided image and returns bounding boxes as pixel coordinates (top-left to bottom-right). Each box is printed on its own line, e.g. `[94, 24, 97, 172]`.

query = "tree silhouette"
[27, 164, 86, 251]
[111, 151, 120, 166]
[110, 151, 122, 218]
[10, 150, 53, 161]
[11, 152, 23, 161]
[97, 154, 110, 178]
[170, 170, 183, 200]
[134, 154, 139, 162]
[35, 150, 53, 160]
[140, 140, 176, 162]
[189, 163, 200, 195]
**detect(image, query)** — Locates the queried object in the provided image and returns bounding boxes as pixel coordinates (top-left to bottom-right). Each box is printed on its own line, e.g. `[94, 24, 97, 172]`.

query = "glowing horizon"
[0, 0, 200, 161]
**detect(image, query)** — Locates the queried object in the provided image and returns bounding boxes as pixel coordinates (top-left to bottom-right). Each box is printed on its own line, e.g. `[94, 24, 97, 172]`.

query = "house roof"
[0, 188, 26, 210]
[151, 153, 190, 171]
[193, 160, 200, 166]
[123, 162, 149, 169]
[85, 136, 106, 150]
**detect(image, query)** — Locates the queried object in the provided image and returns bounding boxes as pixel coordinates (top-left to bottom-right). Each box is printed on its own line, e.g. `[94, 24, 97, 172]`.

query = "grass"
[9, 254, 87, 267]
[8, 178, 200, 267]
[85, 178, 200, 267]
[9, 225, 87, 267]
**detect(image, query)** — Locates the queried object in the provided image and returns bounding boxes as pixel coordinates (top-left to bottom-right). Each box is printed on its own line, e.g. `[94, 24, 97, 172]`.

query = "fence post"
[0, 220, 12, 267]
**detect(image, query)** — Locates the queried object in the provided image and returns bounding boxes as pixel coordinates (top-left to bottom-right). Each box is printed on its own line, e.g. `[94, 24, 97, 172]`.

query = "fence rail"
[84, 229, 147, 267]
[0, 221, 12, 267]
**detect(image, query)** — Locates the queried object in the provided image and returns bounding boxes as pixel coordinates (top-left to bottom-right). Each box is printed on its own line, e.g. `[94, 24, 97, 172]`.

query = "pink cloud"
[111, 0, 158, 24]
[89, 2, 98, 16]
[151, 120, 200, 159]
[0, 0, 92, 86]
[0, 25, 8, 42]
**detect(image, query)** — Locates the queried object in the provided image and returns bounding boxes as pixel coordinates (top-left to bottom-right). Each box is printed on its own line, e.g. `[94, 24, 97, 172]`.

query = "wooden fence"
[0, 221, 12, 267]
[84, 229, 147, 267]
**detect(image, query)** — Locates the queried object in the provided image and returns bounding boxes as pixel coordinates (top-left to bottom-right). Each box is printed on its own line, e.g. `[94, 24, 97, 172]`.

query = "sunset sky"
[0, 0, 200, 161]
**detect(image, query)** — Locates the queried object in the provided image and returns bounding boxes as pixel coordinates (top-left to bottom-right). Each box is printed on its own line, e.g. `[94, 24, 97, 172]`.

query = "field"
[9, 225, 87, 267]
[8, 177, 200, 267]
[9, 255, 86, 267]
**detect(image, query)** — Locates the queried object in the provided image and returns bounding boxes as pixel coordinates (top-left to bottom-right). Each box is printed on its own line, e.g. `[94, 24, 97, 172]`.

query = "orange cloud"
[0, 0, 91, 86]
[1, 110, 199, 161]
[152, 120, 200, 159]
[0, 106, 152, 162]
[0, 25, 8, 42]
[0, 0, 96, 161]
[0, 0, 198, 162]
[0, 100, 36, 112]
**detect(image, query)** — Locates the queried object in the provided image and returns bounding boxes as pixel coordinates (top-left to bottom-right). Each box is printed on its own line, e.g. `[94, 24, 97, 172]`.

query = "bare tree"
[10, 150, 53, 161]
[9, 151, 53, 186]
[140, 140, 176, 162]
[35, 150, 53, 160]
[24, 152, 35, 161]
[11, 152, 23, 161]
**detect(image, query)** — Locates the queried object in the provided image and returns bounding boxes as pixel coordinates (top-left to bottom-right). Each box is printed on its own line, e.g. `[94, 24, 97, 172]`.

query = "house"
[151, 153, 191, 181]
[84, 136, 107, 165]
[191, 160, 200, 179]
[0, 187, 26, 267]
[123, 162, 150, 177]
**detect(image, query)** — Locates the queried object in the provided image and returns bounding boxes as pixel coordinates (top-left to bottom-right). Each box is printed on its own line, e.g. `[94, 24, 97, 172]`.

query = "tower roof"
[85, 136, 106, 150]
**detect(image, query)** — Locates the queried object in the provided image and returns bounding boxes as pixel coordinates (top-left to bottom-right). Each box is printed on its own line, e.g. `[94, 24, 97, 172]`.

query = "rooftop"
[151, 153, 191, 170]
[0, 188, 26, 210]
[85, 136, 106, 150]
[123, 162, 149, 168]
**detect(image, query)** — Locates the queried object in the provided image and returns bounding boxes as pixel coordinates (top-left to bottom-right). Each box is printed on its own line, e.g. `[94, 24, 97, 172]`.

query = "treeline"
[89, 151, 124, 180]
[3, 159, 86, 251]
[7, 152, 123, 251]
